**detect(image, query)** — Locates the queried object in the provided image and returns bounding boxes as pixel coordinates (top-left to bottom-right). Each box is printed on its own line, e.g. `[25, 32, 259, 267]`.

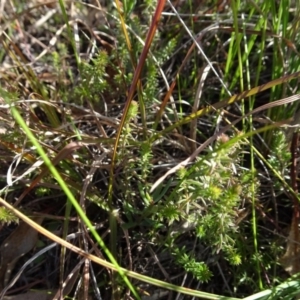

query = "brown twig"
[289, 131, 300, 272]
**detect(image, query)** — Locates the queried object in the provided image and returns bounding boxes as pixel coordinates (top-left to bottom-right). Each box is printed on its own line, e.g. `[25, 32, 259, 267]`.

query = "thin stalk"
[7, 104, 140, 299]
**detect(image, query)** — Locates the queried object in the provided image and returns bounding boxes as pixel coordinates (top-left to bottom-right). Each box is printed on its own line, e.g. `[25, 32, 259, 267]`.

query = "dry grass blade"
[0, 197, 238, 299]
[149, 72, 300, 145]
[190, 64, 212, 152]
[151, 94, 300, 192]
[15, 141, 92, 206]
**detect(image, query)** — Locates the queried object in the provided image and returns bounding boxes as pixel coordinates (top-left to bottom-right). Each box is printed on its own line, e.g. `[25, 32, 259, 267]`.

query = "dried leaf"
[0, 217, 43, 290]
[279, 215, 300, 275]
[3, 290, 53, 300]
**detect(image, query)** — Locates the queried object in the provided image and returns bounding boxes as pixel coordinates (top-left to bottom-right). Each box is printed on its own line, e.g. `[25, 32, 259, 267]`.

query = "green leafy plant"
[173, 247, 213, 282]
[0, 207, 18, 224]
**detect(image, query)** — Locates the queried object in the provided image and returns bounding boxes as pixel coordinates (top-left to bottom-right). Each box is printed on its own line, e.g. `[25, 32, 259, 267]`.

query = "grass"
[0, 0, 300, 299]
